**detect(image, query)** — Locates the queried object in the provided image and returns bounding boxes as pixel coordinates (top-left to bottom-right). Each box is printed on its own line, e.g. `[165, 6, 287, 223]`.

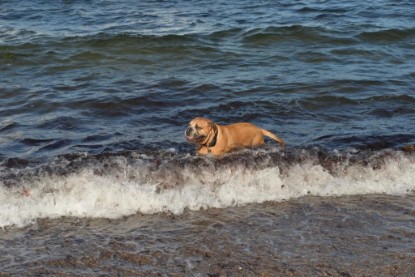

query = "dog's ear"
[209, 121, 218, 134]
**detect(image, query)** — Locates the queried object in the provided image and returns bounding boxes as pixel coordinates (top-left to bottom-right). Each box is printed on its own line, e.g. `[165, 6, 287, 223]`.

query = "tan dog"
[185, 117, 285, 156]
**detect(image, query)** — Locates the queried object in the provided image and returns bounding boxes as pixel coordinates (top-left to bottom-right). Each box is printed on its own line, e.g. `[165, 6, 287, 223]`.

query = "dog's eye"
[195, 126, 202, 130]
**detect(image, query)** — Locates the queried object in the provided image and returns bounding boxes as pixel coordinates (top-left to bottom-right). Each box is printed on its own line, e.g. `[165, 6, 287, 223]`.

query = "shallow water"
[1, 0, 415, 275]
[1, 148, 414, 275]
[1, 194, 415, 276]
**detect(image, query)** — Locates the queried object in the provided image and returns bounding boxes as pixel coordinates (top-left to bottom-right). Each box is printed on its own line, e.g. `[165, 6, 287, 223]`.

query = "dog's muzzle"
[185, 127, 205, 142]
[185, 127, 193, 137]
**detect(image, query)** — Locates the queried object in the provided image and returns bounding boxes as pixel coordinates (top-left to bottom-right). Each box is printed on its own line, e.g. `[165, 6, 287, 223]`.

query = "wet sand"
[1, 194, 415, 276]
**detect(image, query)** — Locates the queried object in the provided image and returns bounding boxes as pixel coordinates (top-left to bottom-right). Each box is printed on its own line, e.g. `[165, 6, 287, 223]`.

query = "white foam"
[1, 151, 414, 228]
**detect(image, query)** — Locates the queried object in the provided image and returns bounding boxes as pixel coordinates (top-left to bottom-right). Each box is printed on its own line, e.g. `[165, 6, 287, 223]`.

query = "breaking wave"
[1, 147, 414, 228]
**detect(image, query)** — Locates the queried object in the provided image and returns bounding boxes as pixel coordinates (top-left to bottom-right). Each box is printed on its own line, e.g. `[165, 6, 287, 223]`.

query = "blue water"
[1, 0, 415, 160]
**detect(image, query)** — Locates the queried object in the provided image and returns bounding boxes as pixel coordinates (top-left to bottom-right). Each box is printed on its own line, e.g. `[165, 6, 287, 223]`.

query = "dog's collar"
[208, 130, 218, 148]
[203, 130, 218, 152]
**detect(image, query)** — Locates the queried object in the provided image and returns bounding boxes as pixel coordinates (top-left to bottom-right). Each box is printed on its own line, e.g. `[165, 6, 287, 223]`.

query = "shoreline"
[1, 194, 415, 276]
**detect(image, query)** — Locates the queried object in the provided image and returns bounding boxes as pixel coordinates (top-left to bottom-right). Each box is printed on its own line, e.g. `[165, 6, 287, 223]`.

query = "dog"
[185, 117, 285, 156]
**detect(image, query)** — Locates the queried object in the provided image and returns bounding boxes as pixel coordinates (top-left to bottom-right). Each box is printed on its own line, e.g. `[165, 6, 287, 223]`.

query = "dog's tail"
[261, 129, 285, 146]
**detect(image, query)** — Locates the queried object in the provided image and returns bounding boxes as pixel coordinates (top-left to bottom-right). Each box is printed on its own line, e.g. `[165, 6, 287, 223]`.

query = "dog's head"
[185, 117, 217, 145]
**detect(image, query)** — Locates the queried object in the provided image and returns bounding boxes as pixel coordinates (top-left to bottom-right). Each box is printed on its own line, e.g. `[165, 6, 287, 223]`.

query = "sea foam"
[1, 148, 414, 228]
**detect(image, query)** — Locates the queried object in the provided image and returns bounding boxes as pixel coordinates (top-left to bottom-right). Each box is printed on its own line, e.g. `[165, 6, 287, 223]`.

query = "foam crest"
[1, 148, 414, 228]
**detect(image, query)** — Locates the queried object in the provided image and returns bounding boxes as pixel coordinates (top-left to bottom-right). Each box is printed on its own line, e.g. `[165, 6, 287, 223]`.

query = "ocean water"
[1, 0, 415, 275]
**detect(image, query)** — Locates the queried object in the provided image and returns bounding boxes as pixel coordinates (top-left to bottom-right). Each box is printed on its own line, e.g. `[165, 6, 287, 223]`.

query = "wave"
[3, 26, 413, 67]
[2, 25, 333, 45]
[357, 28, 415, 43]
[1, 32, 203, 50]
[239, 25, 357, 46]
[2, 25, 355, 53]
[1, 147, 414, 228]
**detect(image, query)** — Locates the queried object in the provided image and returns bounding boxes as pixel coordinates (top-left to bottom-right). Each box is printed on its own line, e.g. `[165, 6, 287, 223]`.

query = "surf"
[1, 147, 414, 228]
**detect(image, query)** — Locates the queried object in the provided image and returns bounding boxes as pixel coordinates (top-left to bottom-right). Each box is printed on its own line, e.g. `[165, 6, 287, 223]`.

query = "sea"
[1, 0, 415, 276]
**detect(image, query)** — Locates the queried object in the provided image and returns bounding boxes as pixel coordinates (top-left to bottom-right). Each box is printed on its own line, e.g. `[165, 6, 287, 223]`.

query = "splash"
[1, 147, 414, 228]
